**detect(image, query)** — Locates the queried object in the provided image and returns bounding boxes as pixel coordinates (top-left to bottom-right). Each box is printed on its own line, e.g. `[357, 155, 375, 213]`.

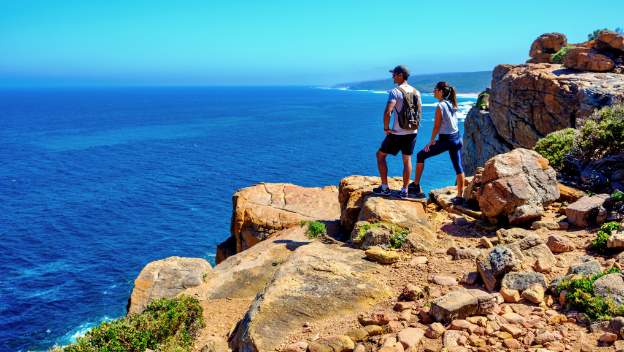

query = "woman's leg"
[414, 139, 451, 185]
[449, 141, 465, 197]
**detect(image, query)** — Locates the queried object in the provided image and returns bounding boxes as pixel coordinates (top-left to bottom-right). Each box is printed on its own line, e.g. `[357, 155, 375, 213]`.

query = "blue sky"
[1, 0, 622, 86]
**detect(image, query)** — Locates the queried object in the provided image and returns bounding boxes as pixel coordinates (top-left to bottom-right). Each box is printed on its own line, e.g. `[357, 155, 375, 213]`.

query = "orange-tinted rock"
[216, 183, 340, 263]
[596, 30, 624, 52]
[563, 47, 615, 72]
[528, 33, 567, 63]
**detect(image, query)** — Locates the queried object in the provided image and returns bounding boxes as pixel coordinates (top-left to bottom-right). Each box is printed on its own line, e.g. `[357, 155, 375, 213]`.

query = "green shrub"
[552, 45, 575, 64]
[613, 190, 624, 202]
[588, 28, 624, 40]
[534, 128, 576, 169]
[389, 229, 409, 249]
[53, 296, 204, 352]
[302, 220, 326, 239]
[556, 267, 624, 320]
[574, 104, 624, 161]
[590, 221, 622, 253]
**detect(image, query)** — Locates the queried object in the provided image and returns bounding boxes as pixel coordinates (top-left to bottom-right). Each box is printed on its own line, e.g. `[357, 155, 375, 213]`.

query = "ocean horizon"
[0, 86, 475, 351]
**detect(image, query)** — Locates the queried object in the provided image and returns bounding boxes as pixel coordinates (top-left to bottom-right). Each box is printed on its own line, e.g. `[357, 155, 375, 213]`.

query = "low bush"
[556, 267, 624, 320]
[534, 128, 576, 169]
[355, 222, 409, 249]
[552, 45, 575, 64]
[613, 190, 624, 202]
[575, 104, 624, 161]
[53, 296, 204, 352]
[301, 220, 326, 239]
[590, 221, 621, 253]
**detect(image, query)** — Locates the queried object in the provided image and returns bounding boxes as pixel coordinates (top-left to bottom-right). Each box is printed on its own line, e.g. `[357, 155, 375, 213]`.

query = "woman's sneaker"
[398, 189, 409, 199]
[408, 183, 425, 198]
[372, 185, 391, 196]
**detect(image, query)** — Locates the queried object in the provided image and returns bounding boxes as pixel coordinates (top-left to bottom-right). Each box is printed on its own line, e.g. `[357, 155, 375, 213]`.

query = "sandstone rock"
[501, 272, 547, 292]
[400, 284, 425, 301]
[567, 257, 602, 276]
[594, 273, 624, 305]
[432, 274, 458, 286]
[448, 247, 481, 260]
[429, 185, 483, 219]
[449, 319, 479, 333]
[546, 235, 574, 253]
[599, 332, 618, 344]
[200, 338, 230, 352]
[128, 256, 211, 314]
[558, 183, 585, 203]
[217, 183, 339, 262]
[338, 176, 404, 233]
[426, 322, 446, 339]
[365, 246, 400, 264]
[500, 288, 521, 303]
[496, 227, 532, 244]
[443, 330, 466, 349]
[461, 107, 513, 176]
[528, 33, 567, 63]
[596, 30, 624, 52]
[356, 196, 434, 252]
[533, 331, 561, 345]
[564, 47, 616, 72]
[506, 234, 557, 273]
[358, 311, 392, 326]
[282, 341, 308, 352]
[475, 148, 559, 224]
[430, 289, 497, 323]
[566, 194, 609, 227]
[503, 338, 522, 349]
[364, 325, 384, 336]
[501, 323, 524, 338]
[398, 327, 424, 349]
[522, 283, 545, 304]
[608, 232, 624, 249]
[346, 328, 369, 342]
[530, 220, 560, 230]
[308, 336, 355, 352]
[476, 246, 519, 291]
[229, 241, 390, 351]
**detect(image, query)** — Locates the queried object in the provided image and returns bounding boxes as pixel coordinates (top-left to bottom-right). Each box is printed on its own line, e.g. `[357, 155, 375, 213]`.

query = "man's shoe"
[372, 185, 391, 196]
[398, 189, 409, 199]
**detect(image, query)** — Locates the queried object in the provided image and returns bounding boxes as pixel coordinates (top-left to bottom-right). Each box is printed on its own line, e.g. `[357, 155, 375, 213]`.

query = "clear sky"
[1, 0, 622, 86]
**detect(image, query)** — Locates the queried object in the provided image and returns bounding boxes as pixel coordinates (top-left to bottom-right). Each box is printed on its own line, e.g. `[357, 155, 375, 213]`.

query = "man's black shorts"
[379, 133, 417, 156]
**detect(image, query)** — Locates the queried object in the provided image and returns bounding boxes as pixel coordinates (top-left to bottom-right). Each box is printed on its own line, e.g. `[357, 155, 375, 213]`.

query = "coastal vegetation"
[556, 267, 624, 320]
[591, 221, 622, 253]
[551, 45, 575, 64]
[534, 104, 624, 169]
[52, 296, 203, 352]
[588, 27, 623, 40]
[301, 220, 327, 239]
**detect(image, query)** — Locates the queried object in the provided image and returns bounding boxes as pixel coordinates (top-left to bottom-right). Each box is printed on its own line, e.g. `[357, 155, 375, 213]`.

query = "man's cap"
[389, 65, 410, 76]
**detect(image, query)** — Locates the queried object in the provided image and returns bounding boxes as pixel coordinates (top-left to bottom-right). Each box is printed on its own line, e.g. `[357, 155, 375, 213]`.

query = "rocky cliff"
[462, 31, 624, 176]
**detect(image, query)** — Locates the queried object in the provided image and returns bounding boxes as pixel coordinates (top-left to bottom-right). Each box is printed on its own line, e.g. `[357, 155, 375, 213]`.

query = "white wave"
[54, 316, 115, 347]
[457, 93, 479, 98]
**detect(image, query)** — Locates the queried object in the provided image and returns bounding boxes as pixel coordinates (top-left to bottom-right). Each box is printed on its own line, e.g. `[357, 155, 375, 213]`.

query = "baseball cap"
[389, 65, 410, 77]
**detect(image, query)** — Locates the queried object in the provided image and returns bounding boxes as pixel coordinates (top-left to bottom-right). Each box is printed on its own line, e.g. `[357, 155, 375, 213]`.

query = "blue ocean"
[0, 86, 475, 351]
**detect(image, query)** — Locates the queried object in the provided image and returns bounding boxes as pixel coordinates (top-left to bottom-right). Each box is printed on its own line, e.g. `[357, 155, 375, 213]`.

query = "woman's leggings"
[416, 132, 464, 175]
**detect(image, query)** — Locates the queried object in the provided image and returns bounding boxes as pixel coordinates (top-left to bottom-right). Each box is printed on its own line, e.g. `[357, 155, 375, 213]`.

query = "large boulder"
[128, 257, 212, 314]
[596, 30, 624, 52]
[338, 176, 404, 233]
[528, 33, 567, 64]
[355, 196, 435, 252]
[474, 148, 559, 224]
[229, 241, 391, 351]
[462, 63, 624, 174]
[216, 183, 340, 263]
[461, 107, 511, 176]
[563, 47, 615, 72]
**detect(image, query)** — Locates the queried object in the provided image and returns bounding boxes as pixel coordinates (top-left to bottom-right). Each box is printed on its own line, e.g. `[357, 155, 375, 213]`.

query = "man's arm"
[416, 92, 422, 118]
[384, 101, 396, 134]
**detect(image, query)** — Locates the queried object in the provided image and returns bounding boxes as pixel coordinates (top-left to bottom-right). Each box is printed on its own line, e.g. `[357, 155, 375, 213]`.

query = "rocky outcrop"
[564, 47, 615, 72]
[461, 107, 511, 176]
[216, 183, 340, 263]
[471, 148, 559, 224]
[127, 256, 211, 314]
[462, 62, 624, 175]
[229, 241, 391, 351]
[528, 32, 567, 64]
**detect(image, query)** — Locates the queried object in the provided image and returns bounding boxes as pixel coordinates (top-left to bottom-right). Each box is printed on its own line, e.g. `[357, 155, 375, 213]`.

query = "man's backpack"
[396, 86, 421, 130]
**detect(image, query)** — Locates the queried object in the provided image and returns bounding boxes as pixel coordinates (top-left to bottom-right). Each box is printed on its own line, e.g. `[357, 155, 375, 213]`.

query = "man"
[373, 65, 422, 198]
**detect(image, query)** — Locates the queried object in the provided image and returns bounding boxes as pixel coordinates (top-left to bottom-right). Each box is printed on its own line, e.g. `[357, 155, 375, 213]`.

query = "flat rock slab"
[128, 256, 211, 314]
[219, 183, 340, 262]
[430, 289, 497, 323]
[501, 272, 547, 291]
[230, 241, 391, 351]
[565, 194, 609, 228]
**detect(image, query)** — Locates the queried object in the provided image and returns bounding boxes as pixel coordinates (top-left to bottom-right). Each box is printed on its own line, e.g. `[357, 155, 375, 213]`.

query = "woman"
[409, 81, 465, 204]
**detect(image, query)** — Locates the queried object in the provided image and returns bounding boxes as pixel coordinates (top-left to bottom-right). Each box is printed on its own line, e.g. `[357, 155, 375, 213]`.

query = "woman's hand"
[384, 128, 391, 135]
[424, 140, 436, 152]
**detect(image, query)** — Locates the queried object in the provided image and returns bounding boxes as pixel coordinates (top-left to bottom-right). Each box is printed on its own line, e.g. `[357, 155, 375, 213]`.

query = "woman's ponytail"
[435, 81, 458, 109]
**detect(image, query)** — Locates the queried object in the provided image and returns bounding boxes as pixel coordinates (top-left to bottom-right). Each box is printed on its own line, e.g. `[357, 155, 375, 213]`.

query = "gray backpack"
[396, 86, 421, 130]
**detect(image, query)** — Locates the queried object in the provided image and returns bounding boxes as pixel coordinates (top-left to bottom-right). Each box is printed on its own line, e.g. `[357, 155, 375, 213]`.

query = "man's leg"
[376, 150, 388, 186]
[402, 154, 412, 189]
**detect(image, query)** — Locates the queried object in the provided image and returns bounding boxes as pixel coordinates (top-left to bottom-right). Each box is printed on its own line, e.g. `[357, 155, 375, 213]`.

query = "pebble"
[500, 287, 521, 303]
[425, 322, 446, 339]
[431, 274, 458, 286]
[503, 338, 522, 349]
[599, 332, 618, 343]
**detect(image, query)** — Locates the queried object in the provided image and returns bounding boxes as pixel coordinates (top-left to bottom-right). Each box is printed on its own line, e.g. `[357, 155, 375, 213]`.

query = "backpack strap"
[397, 86, 414, 109]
